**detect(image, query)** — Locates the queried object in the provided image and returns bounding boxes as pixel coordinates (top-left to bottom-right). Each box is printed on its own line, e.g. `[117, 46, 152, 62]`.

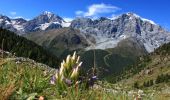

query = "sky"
[0, 0, 170, 30]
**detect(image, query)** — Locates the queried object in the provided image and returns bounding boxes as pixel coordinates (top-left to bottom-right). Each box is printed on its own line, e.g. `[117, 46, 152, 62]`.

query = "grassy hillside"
[0, 28, 60, 68]
[0, 52, 129, 99]
[1, 51, 169, 99]
[80, 49, 136, 78]
[114, 42, 170, 92]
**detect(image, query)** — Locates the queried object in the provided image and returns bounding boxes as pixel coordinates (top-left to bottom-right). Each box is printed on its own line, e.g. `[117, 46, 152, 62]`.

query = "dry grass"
[0, 84, 16, 100]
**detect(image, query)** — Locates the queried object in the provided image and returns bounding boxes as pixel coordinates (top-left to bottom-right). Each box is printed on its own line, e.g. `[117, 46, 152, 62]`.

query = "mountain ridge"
[1, 12, 170, 53]
[71, 12, 170, 52]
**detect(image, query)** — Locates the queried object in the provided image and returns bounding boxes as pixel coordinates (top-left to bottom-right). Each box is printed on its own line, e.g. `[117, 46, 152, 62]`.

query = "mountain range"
[0, 11, 170, 53]
[0, 11, 70, 34]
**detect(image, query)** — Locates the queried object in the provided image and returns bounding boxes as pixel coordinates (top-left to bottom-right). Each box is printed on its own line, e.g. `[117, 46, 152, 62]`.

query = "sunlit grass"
[0, 57, 170, 100]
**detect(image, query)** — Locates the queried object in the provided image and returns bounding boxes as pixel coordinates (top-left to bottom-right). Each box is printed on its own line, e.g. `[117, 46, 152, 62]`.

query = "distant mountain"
[1, 12, 170, 53]
[71, 12, 170, 52]
[24, 11, 70, 33]
[0, 11, 71, 34]
[0, 15, 27, 34]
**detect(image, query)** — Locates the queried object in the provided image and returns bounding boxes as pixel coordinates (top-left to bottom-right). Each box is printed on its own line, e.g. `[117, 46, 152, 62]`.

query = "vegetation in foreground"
[0, 51, 170, 100]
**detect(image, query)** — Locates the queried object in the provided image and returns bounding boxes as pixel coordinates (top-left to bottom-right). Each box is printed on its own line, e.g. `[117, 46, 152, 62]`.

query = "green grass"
[0, 58, 127, 99]
[0, 58, 170, 99]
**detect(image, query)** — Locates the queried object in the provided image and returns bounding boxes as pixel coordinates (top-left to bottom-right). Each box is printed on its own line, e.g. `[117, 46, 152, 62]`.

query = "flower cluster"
[50, 52, 82, 86]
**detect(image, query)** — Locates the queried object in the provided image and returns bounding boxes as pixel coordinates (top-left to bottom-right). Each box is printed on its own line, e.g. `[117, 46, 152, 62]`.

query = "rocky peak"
[33, 11, 63, 24]
[23, 11, 65, 32]
[98, 17, 109, 21]
[12, 18, 27, 25]
[42, 11, 54, 18]
[0, 15, 11, 24]
[71, 13, 170, 52]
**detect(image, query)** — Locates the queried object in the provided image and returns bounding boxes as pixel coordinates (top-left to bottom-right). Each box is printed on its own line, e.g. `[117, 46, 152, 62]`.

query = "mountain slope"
[25, 28, 89, 57]
[80, 38, 147, 78]
[114, 42, 170, 88]
[25, 30, 148, 78]
[0, 28, 60, 67]
[71, 12, 170, 52]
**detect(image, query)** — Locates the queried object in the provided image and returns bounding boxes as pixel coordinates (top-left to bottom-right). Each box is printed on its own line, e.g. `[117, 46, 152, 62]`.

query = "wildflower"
[88, 76, 97, 87]
[51, 51, 83, 90]
[70, 67, 79, 80]
[55, 70, 59, 79]
[76, 56, 80, 64]
[77, 62, 82, 68]
[50, 75, 56, 85]
[72, 51, 76, 61]
[59, 63, 65, 76]
[64, 78, 72, 85]
[66, 55, 71, 64]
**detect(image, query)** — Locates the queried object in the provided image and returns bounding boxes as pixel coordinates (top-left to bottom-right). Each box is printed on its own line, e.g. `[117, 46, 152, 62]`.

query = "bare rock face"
[71, 13, 170, 52]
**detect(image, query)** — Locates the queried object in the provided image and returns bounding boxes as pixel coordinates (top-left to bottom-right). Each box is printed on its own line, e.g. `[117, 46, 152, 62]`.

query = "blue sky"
[0, 0, 170, 30]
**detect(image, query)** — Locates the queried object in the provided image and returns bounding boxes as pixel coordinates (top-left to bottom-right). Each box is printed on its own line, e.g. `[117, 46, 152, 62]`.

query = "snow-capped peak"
[125, 12, 157, 25]
[42, 11, 54, 18]
[141, 18, 156, 25]
[126, 12, 140, 18]
[110, 12, 157, 25]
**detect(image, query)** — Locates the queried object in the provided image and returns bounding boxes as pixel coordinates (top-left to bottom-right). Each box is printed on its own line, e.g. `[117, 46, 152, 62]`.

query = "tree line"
[0, 28, 60, 68]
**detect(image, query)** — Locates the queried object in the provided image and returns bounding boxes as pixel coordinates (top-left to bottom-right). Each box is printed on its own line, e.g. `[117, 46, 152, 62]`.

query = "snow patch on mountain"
[39, 23, 51, 30]
[141, 18, 156, 25]
[86, 37, 125, 50]
[61, 21, 71, 27]
[5, 20, 11, 24]
[11, 20, 24, 31]
[0, 19, 3, 23]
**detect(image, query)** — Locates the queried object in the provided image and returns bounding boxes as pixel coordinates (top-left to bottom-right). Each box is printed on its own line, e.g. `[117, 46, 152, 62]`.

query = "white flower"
[72, 51, 76, 61]
[66, 55, 71, 63]
[76, 56, 80, 63]
[71, 67, 79, 79]
[59, 63, 64, 76]
[77, 62, 82, 68]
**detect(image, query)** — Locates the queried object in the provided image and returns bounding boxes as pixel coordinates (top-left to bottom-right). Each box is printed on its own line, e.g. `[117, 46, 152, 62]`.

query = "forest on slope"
[0, 28, 60, 68]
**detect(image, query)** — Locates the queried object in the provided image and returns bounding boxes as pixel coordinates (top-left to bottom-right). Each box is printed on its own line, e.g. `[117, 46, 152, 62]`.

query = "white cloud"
[75, 11, 84, 15]
[76, 3, 121, 18]
[10, 11, 17, 16]
[63, 17, 73, 22]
